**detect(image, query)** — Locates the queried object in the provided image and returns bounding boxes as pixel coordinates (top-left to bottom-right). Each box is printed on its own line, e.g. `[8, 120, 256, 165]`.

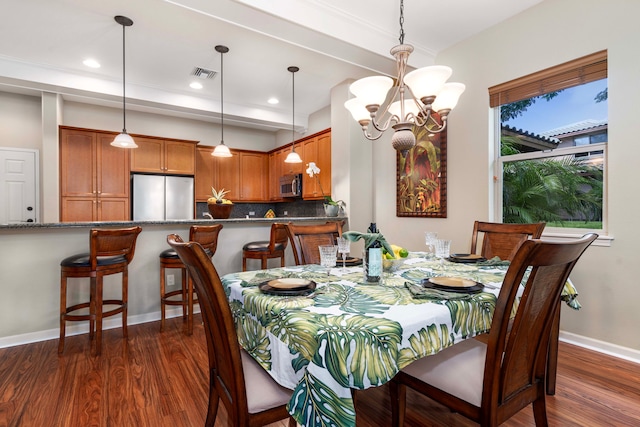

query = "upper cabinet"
[195, 148, 268, 202]
[130, 137, 197, 175]
[301, 129, 331, 200]
[59, 127, 130, 222]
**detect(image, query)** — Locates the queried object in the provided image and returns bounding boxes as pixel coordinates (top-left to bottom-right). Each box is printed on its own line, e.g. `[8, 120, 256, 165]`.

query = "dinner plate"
[342, 257, 362, 266]
[447, 253, 486, 263]
[259, 278, 316, 295]
[420, 276, 484, 293]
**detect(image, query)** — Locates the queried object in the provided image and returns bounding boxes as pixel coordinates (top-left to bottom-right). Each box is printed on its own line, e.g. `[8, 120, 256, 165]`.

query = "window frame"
[489, 51, 612, 247]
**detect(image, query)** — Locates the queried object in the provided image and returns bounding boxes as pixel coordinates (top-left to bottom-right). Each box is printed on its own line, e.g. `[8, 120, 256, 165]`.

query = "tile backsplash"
[196, 200, 327, 219]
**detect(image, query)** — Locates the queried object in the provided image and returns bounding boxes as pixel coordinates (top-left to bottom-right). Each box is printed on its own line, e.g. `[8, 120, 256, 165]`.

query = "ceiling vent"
[191, 67, 217, 79]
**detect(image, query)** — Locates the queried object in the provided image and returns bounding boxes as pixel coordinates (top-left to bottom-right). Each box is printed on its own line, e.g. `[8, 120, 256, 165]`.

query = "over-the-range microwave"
[279, 173, 302, 198]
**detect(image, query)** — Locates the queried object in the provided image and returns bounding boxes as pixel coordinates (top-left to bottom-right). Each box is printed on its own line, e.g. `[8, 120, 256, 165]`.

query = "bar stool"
[59, 226, 142, 356]
[160, 224, 223, 334]
[242, 223, 289, 271]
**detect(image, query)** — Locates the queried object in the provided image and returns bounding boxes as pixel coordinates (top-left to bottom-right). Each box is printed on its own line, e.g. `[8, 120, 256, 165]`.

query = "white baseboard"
[0, 306, 199, 349]
[559, 331, 640, 364]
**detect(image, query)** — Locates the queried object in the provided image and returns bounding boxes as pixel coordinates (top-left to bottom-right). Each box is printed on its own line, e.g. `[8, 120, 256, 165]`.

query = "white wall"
[0, 92, 41, 150]
[365, 0, 640, 354]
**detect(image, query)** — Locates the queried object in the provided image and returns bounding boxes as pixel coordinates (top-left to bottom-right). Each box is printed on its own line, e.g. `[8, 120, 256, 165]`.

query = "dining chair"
[470, 221, 546, 261]
[160, 224, 223, 335]
[390, 233, 597, 427]
[285, 220, 344, 265]
[242, 223, 289, 271]
[167, 234, 296, 427]
[59, 226, 142, 355]
[470, 221, 565, 393]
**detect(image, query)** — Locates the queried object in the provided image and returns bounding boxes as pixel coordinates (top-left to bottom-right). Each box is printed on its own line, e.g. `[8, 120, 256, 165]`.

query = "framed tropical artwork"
[396, 122, 447, 217]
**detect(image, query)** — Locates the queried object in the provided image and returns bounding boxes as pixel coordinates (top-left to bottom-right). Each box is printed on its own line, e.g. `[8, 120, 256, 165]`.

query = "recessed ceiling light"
[190, 81, 203, 89]
[267, 97, 279, 105]
[83, 59, 101, 68]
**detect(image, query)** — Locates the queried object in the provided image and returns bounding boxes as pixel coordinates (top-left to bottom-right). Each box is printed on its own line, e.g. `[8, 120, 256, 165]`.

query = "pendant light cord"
[291, 68, 295, 146]
[121, 22, 127, 133]
[220, 48, 224, 144]
[398, 0, 405, 44]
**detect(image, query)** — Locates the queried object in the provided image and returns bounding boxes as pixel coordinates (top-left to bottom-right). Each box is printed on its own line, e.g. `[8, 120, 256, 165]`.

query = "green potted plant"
[207, 187, 234, 219]
[305, 162, 345, 217]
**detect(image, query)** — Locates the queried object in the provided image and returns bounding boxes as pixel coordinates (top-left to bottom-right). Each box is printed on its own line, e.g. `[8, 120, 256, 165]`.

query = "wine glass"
[424, 232, 438, 255]
[336, 237, 350, 270]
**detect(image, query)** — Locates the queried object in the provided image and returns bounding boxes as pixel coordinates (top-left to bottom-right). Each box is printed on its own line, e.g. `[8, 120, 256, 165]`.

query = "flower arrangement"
[207, 187, 233, 205]
[306, 162, 345, 211]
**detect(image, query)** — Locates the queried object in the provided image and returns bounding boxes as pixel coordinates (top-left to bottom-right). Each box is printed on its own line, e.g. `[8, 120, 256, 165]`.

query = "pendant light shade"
[284, 66, 302, 164]
[212, 45, 233, 157]
[111, 15, 137, 149]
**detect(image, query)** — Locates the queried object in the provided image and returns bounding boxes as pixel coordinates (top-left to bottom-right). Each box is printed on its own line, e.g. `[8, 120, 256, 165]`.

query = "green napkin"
[405, 281, 475, 300]
[476, 256, 511, 266]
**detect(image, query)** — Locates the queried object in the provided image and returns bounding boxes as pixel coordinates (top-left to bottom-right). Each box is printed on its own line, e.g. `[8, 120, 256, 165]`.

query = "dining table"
[220, 252, 580, 427]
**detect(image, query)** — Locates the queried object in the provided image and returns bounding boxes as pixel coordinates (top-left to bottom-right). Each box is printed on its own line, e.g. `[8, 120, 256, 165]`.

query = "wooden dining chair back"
[167, 234, 296, 427]
[390, 233, 597, 427]
[59, 226, 142, 355]
[242, 223, 289, 271]
[471, 221, 546, 261]
[286, 221, 344, 265]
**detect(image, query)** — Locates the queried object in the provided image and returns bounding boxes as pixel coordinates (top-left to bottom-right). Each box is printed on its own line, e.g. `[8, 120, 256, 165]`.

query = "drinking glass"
[424, 232, 438, 255]
[435, 239, 451, 262]
[319, 245, 338, 269]
[336, 237, 350, 269]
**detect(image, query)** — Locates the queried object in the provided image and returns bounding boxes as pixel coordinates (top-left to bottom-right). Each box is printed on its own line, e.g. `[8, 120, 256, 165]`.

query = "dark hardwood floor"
[1, 315, 639, 426]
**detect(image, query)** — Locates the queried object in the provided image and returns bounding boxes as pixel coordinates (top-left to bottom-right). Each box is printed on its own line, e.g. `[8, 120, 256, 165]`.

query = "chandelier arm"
[369, 82, 401, 133]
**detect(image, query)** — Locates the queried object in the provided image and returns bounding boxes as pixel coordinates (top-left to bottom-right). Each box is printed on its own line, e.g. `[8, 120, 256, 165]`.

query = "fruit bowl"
[207, 202, 234, 219]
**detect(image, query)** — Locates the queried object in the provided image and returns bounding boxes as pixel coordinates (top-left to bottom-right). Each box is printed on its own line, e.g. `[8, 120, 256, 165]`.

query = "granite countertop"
[0, 216, 349, 229]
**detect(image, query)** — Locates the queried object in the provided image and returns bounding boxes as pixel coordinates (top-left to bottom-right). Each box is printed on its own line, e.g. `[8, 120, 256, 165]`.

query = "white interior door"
[0, 148, 38, 224]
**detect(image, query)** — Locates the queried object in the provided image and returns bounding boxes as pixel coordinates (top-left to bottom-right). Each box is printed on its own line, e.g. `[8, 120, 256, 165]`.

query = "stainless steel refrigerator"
[132, 174, 194, 221]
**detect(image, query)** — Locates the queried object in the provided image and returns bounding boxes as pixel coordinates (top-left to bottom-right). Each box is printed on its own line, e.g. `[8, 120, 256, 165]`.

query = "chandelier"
[344, 0, 465, 157]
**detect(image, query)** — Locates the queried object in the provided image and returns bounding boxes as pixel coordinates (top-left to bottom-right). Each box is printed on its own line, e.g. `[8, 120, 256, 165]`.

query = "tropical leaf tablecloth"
[220, 253, 579, 427]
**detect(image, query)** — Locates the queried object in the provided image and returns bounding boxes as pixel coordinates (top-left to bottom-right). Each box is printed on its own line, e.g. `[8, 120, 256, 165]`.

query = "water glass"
[319, 245, 338, 268]
[424, 232, 438, 254]
[336, 237, 350, 269]
[435, 239, 451, 260]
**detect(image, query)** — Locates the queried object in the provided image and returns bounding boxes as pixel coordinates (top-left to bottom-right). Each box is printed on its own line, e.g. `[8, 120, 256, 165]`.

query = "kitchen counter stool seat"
[160, 224, 222, 334]
[59, 226, 142, 356]
[242, 223, 289, 271]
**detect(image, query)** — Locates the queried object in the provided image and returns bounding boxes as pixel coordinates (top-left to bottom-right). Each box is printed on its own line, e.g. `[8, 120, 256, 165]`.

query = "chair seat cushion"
[60, 253, 126, 267]
[400, 338, 486, 407]
[160, 248, 180, 259]
[160, 247, 212, 259]
[241, 350, 292, 413]
[243, 241, 285, 252]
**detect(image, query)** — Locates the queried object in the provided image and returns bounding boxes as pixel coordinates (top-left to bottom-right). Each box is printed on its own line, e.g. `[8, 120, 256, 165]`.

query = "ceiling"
[0, 0, 543, 134]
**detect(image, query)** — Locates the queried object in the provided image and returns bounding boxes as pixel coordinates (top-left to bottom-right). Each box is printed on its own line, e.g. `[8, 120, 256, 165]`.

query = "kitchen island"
[0, 216, 348, 348]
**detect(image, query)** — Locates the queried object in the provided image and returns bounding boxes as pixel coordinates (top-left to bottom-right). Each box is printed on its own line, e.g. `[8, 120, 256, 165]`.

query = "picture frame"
[396, 122, 447, 218]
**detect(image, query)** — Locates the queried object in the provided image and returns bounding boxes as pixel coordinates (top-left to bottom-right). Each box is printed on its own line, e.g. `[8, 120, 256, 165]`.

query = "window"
[489, 51, 608, 237]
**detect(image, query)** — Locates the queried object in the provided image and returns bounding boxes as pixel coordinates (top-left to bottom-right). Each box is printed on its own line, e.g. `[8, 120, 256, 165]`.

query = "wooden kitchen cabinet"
[130, 137, 197, 175]
[269, 149, 285, 201]
[59, 127, 130, 222]
[214, 151, 240, 201]
[239, 151, 268, 201]
[196, 148, 269, 202]
[195, 146, 215, 201]
[301, 129, 331, 200]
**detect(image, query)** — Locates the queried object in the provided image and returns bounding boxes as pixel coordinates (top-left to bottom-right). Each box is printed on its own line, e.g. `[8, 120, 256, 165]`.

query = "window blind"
[488, 50, 607, 108]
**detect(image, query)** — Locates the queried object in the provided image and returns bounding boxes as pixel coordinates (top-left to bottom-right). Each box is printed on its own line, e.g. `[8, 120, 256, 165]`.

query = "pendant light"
[284, 66, 302, 164]
[212, 45, 232, 157]
[111, 15, 137, 148]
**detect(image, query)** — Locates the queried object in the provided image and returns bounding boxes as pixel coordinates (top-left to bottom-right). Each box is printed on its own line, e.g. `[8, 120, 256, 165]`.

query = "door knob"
[27, 206, 33, 211]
